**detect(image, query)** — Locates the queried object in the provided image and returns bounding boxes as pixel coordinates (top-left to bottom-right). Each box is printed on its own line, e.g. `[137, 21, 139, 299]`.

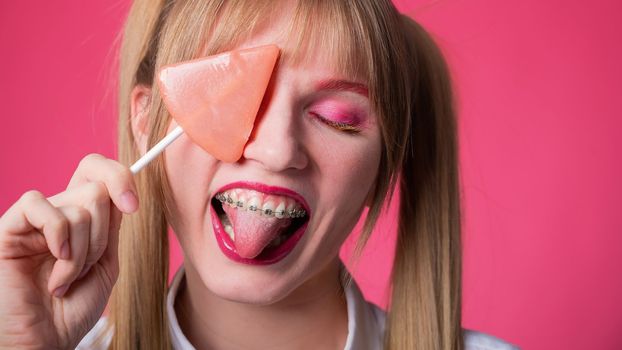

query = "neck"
[175, 259, 348, 350]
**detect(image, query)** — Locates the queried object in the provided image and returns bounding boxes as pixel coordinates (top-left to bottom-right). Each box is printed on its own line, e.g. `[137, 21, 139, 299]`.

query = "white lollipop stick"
[130, 125, 184, 174]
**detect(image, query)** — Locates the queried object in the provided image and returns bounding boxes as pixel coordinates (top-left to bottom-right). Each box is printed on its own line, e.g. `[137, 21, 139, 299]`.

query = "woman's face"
[162, 12, 382, 304]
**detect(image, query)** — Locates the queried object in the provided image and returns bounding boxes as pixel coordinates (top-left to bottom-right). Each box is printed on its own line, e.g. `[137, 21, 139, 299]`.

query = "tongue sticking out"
[221, 204, 292, 259]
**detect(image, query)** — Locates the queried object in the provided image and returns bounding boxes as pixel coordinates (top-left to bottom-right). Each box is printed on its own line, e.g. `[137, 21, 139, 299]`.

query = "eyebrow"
[314, 79, 369, 97]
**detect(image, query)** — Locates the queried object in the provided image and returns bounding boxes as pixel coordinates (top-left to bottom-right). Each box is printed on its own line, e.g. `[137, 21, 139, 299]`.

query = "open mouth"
[209, 185, 310, 265]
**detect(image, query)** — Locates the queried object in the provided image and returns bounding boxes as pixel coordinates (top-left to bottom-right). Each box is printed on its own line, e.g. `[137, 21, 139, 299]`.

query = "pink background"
[1, 1, 621, 348]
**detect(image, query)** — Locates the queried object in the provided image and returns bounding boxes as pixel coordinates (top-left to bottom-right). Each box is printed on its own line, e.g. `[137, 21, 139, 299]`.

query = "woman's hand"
[0, 153, 139, 349]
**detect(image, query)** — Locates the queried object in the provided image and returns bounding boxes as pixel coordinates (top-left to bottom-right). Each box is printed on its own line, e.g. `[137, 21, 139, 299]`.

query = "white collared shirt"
[78, 266, 518, 349]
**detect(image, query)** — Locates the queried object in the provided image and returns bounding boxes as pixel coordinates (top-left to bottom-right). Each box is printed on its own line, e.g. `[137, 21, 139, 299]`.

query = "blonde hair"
[110, 0, 462, 349]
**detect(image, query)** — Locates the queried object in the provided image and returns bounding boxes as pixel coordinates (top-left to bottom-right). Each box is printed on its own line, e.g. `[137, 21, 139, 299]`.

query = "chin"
[194, 260, 302, 305]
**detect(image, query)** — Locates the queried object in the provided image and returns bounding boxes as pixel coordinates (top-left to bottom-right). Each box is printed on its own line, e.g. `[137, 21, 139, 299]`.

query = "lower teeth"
[268, 235, 285, 247]
[224, 223, 235, 241]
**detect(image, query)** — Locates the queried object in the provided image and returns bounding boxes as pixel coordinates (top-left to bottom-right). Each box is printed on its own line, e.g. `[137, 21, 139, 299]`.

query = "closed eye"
[309, 112, 362, 134]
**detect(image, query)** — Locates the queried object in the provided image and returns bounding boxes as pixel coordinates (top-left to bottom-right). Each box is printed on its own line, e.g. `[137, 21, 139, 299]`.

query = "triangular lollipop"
[158, 44, 280, 162]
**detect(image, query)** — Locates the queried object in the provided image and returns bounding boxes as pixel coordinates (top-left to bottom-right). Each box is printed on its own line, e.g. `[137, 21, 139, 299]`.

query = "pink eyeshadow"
[310, 101, 365, 125]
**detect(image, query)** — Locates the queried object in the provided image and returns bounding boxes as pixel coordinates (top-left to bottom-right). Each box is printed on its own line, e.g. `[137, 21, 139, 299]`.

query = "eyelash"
[310, 112, 362, 134]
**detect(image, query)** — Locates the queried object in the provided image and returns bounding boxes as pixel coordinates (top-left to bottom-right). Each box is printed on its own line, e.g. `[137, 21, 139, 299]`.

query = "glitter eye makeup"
[308, 100, 367, 134]
[310, 111, 362, 134]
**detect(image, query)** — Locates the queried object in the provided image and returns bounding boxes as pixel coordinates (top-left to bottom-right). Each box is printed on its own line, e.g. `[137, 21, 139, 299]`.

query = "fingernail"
[53, 284, 69, 298]
[120, 190, 138, 213]
[60, 240, 70, 260]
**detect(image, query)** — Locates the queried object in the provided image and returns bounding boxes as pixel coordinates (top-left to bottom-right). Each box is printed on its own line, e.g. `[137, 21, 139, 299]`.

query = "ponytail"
[384, 16, 462, 350]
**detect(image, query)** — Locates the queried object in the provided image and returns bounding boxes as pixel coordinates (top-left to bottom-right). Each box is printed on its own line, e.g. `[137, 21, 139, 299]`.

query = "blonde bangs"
[202, 1, 370, 84]
[158, 0, 371, 81]
[284, 1, 369, 82]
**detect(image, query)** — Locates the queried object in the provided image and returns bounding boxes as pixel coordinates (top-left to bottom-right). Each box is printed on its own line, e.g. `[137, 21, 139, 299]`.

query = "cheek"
[164, 133, 219, 228]
[164, 136, 224, 270]
[319, 138, 381, 201]
[306, 133, 382, 248]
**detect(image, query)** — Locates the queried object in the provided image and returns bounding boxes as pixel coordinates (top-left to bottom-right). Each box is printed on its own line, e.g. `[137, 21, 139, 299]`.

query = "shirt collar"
[166, 265, 385, 350]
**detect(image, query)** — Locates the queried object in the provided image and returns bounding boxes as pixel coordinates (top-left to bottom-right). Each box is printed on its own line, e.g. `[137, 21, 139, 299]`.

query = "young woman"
[0, 0, 517, 349]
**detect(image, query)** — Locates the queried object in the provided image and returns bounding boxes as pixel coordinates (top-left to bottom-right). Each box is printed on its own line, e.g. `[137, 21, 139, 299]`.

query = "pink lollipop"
[129, 45, 280, 173]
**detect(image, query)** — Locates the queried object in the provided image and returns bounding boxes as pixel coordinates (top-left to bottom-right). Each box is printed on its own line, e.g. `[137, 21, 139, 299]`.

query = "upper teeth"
[215, 189, 307, 219]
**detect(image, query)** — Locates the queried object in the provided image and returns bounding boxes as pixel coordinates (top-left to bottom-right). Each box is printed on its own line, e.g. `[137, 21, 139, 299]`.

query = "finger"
[67, 153, 139, 213]
[75, 204, 122, 296]
[47, 206, 91, 297]
[80, 185, 111, 279]
[97, 204, 122, 287]
[49, 182, 111, 277]
[0, 191, 69, 260]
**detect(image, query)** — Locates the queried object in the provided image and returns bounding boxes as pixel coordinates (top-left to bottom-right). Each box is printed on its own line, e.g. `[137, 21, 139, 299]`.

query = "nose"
[241, 84, 309, 172]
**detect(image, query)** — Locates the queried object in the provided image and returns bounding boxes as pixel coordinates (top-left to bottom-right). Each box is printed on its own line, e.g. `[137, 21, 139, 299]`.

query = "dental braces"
[215, 193, 307, 218]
